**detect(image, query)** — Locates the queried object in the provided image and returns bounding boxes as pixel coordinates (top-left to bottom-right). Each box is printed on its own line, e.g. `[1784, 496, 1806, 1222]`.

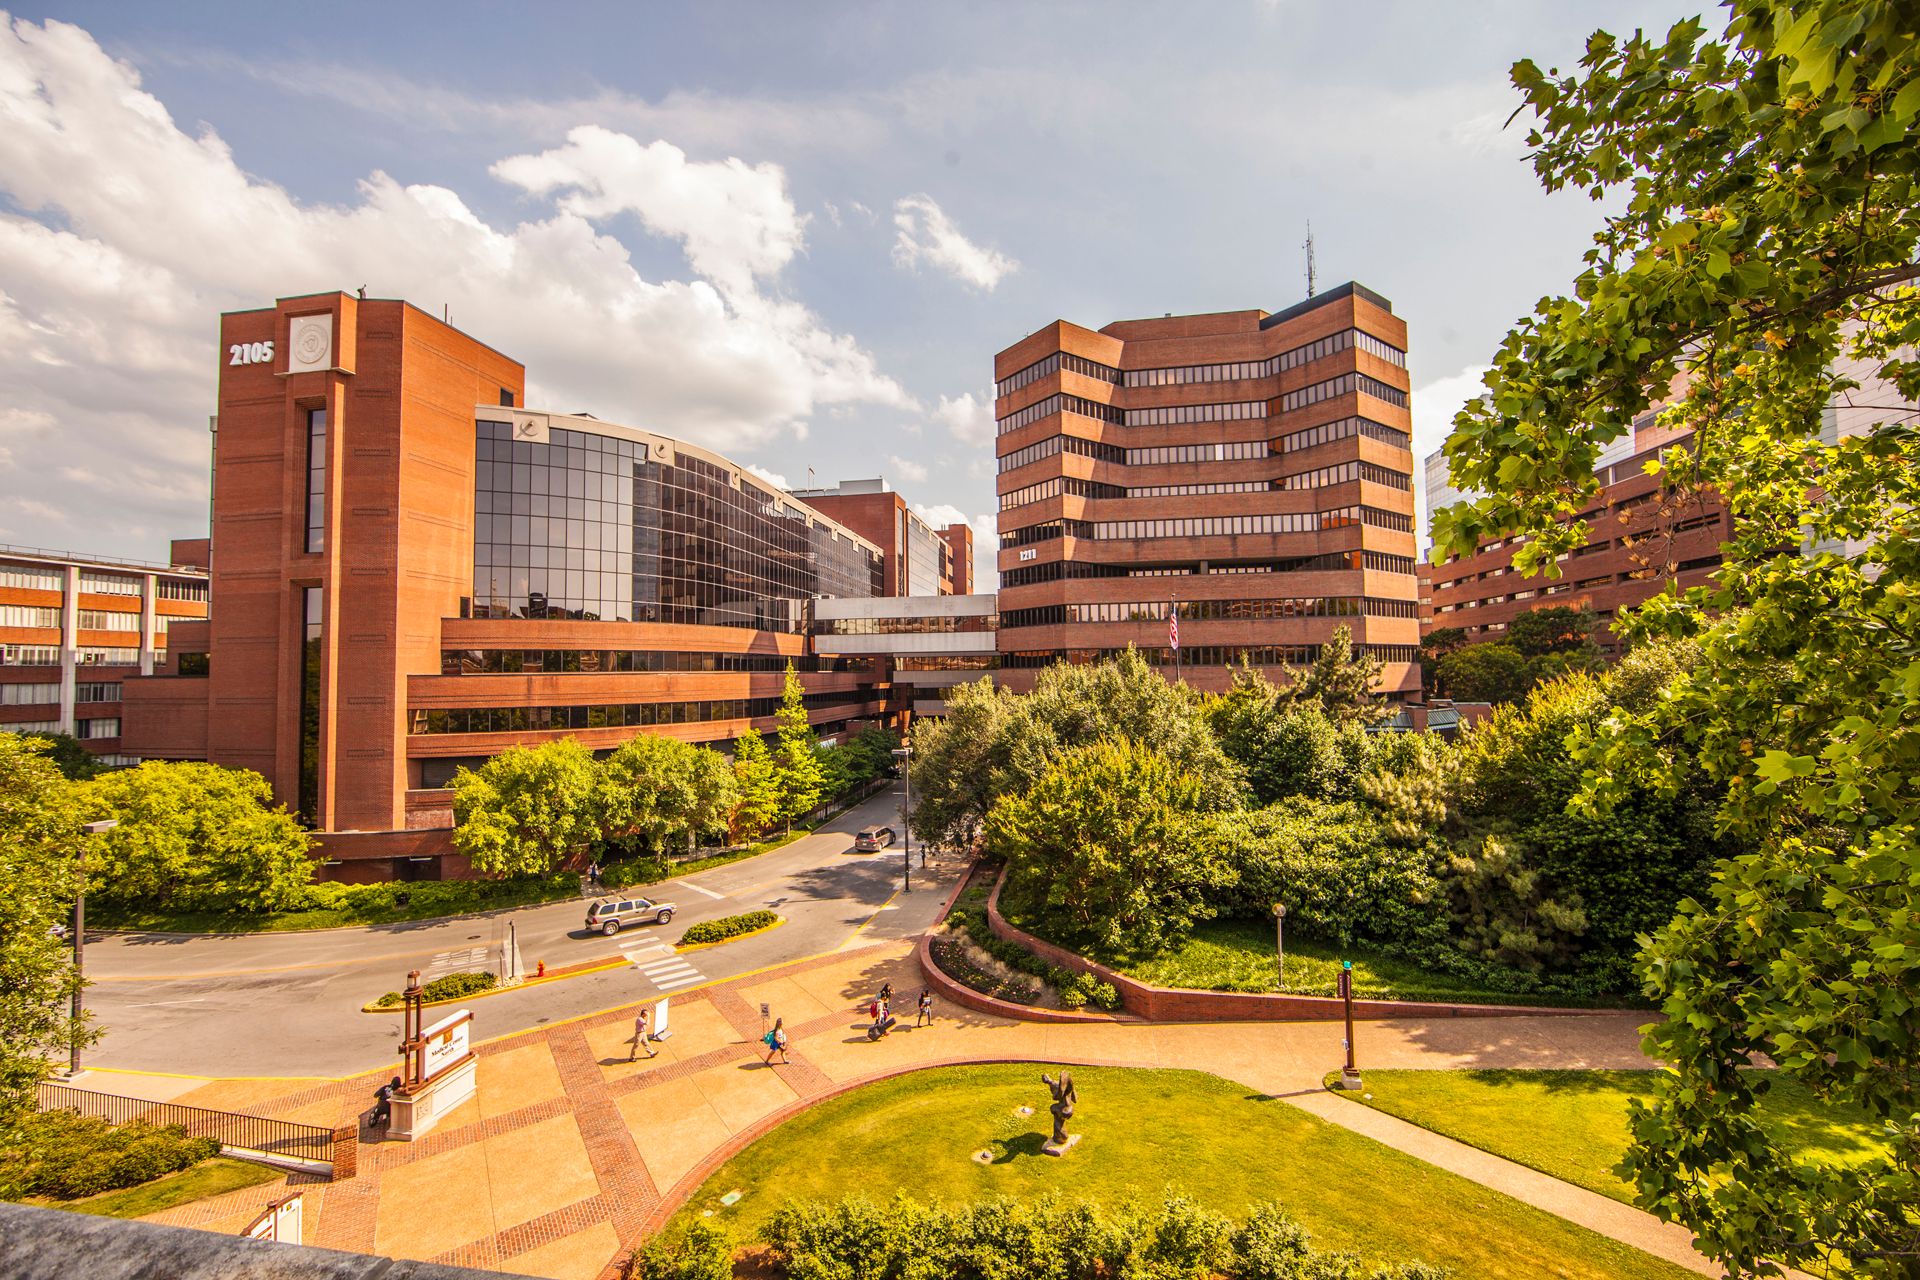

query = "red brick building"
[991, 282, 1421, 696]
[1424, 422, 1730, 655]
[790, 478, 973, 598]
[120, 292, 893, 879]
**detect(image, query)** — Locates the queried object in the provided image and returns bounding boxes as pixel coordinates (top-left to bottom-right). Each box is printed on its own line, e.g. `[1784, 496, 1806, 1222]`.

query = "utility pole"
[69, 819, 119, 1078]
[1303, 222, 1317, 298]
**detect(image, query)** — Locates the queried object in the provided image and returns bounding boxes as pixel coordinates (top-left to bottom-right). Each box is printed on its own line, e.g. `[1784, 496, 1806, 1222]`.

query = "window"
[304, 407, 328, 554]
[1125, 441, 1269, 466]
[998, 433, 1128, 473]
[177, 652, 211, 676]
[407, 688, 877, 735]
[999, 476, 1127, 511]
[0, 646, 60, 666]
[0, 605, 60, 628]
[76, 718, 120, 740]
[994, 352, 1123, 398]
[1280, 373, 1409, 413]
[156, 579, 209, 602]
[79, 571, 139, 596]
[1090, 507, 1411, 539]
[1000, 596, 1416, 628]
[76, 647, 139, 665]
[1119, 328, 1408, 388]
[0, 564, 61, 591]
[500, 388, 516, 408]
[74, 682, 120, 703]
[1277, 461, 1412, 491]
[0, 683, 59, 705]
[1276, 416, 1410, 453]
[995, 393, 1124, 436]
[298, 586, 323, 824]
[1127, 481, 1271, 498]
[1122, 401, 1266, 428]
[76, 609, 139, 632]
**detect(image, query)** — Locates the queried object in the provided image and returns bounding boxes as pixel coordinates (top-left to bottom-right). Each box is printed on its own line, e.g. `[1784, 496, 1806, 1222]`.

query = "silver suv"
[585, 896, 677, 935]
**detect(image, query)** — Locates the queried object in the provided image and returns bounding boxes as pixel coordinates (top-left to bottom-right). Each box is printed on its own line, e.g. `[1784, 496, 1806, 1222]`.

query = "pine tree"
[772, 663, 824, 833]
[729, 730, 780, 843]
[1291, 625, 1384, 726]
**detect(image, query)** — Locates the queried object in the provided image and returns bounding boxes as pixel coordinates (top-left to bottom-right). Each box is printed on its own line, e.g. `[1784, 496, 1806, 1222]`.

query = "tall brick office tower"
[992, 283, 1420, 696]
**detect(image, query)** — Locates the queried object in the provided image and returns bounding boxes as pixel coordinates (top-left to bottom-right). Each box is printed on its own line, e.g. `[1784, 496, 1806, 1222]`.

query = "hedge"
[1, 1111, 218, 1201]
[372, 970, 497, 1009]
[678, 909, 780, 946]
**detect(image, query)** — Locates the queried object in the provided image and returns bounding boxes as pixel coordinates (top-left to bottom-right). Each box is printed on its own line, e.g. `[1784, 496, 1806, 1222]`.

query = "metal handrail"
[36, 1083, 334, 1165]
[0, 543, 208, 575]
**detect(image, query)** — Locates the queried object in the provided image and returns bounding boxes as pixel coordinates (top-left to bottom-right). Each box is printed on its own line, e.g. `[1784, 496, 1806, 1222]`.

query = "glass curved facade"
[470, 418, 883, 629]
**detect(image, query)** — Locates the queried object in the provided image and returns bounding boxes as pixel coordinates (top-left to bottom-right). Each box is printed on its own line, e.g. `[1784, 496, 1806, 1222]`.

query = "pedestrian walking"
[879, 981, 893, 1006]
[917, 989, 934, 1026]
[763, 1017, 789, 1064]
[587, 860, 603, 891]
[629, 1008, 656, 1061]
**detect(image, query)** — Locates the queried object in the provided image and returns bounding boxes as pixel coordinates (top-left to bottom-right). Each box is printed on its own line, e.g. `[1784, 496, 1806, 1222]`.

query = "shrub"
[624, 1219, 732, 1280]
[2, 1110, 217, 1200]
[679, 909, 779, 946]
[372, 970, 496, 1009]
[1088, 980, 1121, 1011]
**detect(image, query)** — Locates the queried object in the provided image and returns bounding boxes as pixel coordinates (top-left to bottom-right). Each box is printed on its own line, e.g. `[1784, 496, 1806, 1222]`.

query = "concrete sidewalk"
[138, 938, 1712, 1280]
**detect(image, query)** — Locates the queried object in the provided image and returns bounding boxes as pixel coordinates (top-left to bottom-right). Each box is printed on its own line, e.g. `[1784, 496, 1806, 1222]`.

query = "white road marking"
[638, 962, 699, 981]
[127, 998, 207, 1007]
[618, 940, 671, 958]
[653, 973, 707, 990]
[673, 879, 727, 900]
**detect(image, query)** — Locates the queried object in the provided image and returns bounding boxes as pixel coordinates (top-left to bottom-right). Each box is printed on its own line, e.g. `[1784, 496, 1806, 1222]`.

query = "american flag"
[1169, 602, 1180, 653]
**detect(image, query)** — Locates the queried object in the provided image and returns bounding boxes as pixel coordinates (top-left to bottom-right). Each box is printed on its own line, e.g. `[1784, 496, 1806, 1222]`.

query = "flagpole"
[1170, 592, 1179, 686]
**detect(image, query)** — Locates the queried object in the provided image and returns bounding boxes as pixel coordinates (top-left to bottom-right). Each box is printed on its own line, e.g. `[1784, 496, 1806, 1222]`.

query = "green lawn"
[47, 1157, 280, 1219]
[1337, 1069, 1890, 1205]
[673, 1064, 1695, 1280]
[1078, 916, 1623, 1008]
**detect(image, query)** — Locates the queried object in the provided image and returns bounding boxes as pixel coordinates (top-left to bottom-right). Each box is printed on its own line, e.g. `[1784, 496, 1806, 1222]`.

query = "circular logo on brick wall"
[293, 324, 328, 365]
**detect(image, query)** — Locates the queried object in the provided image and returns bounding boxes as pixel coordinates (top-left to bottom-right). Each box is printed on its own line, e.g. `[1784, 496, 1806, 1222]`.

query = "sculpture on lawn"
[1041, 1071, 1076, 1149]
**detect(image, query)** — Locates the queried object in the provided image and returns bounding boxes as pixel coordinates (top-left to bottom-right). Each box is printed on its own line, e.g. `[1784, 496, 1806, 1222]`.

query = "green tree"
[82, 762, 315, 913]
[1418, 627, 1472, 695]
[728, 731, 781, 844]
[1292, 624, 1385, 726]
[772, 663, 824, 833]
[1505, 605, 1601, 658]
[906, 678, 1020, 850]
[1430, 6, 1920, 1266]
[449, 739, 599, 876]
[20, 731, 106, 781]
[598, 736, 738, 856]
[0, 735, 89, 1124]
[986, 738, 1231, 956]
[1435, 643, 1534, 705]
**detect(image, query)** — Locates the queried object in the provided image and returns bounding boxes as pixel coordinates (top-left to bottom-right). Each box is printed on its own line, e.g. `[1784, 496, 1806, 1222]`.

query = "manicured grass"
[50, 1157, 279, 1219]
[1104, 917, 1624, 1007]
[1338, 1069, 1890, 1205]
[673, 1064, 1694, 1280]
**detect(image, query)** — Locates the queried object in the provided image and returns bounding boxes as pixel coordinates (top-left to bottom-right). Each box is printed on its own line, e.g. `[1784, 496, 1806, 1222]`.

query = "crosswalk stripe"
[640, 964, 699, 980]
[653, 973, 707, 989]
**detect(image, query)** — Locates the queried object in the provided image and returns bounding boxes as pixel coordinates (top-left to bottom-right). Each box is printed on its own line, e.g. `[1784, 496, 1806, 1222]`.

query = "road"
[82, 786, 960, 1078]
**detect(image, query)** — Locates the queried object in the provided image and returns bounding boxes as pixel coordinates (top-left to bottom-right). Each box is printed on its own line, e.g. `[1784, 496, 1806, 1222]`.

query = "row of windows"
[995, 329, 1409, 399]
[892, 655, 1000, 671]
[1277, 461, 1412, 492]
[1128, 481, 1271, 498]
[999, 476, 1128, 511]
[1127, 440, 1269, 466]
[996, 393, 1125, 436]
[0, 646, 58, 666]
[77, 609, 140, 632]
[1276, 415, 1411, 454]
[76, 682, 121, 702]
[1280, 373, 1409, 413]
[1090, 507, 1412, 540]
[440, 650, 874, 677]
[156, 580, 209, 601]
[998, 433, 1129, 474]
[0, 682, 58, 705]
[1001, 596, 1418, 629]
[0, 605, 59, 628]
[812, 613, 998, 635]
[79, 571, 139, 596]
[1123, 401, 1266, 428]
[1002, 519, 1093, 548]
[408, 688, 874, 736]
[0, 565, 62, 592]
[994, 351, 1124, 398]
[75, 717, 119, 740]
[997, 548, 1414, 588]
[1001, 643, 1421, 670]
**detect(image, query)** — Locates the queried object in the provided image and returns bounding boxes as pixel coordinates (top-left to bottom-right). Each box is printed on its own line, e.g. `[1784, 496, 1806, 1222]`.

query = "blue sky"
[0, 2, 1687, 580]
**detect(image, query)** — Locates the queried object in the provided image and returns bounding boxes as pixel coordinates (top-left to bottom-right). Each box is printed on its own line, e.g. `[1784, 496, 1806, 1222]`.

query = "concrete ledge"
[0, 1200, 537, 1279]
[983, 867, 1611, 1023]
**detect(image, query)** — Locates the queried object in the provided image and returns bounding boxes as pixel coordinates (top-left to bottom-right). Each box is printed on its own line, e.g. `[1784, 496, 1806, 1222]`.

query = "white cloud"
[1412, 364, 1491, 546]
[743, 463, 794, 492]
[887, 454, 928, 484]
[891, 194, 1017, 291]
[930, 390, 996, 445]
[0, 16, 911, 557]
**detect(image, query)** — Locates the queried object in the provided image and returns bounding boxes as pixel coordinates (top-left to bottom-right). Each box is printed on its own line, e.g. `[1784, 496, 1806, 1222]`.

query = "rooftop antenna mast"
[1303, 222, 1317, 298]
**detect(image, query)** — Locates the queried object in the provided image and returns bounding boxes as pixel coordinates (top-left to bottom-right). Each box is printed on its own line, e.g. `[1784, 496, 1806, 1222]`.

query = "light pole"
[70, 818, 118, 1078]
[1272, 902, 1287, 988]
[1335, 959, 1363, 1090]
[891, 715, 913, 895]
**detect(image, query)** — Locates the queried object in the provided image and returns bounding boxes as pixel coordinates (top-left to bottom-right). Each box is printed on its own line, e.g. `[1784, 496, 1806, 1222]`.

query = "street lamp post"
[1272, 902, 1287, 988]
[892, 714, 913, 895]
[71, 818, 118, 1078]
[1334, 959, 1363, 1090]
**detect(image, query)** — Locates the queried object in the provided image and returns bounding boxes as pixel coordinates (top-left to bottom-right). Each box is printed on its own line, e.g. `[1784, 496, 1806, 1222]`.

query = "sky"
[0, 2, 1691, 585]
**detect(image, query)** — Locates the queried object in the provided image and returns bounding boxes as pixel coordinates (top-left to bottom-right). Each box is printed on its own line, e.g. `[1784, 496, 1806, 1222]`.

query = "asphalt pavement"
[81, 786, 960, 1077]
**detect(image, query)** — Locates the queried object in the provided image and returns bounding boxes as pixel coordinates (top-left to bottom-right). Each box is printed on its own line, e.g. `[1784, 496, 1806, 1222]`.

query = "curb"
[673, 916, 786, 953]
[358, 957, 628, 1013]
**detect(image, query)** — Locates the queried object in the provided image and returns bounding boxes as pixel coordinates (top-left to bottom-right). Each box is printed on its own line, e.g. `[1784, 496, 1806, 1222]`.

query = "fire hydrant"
[536, 960, 546, 978]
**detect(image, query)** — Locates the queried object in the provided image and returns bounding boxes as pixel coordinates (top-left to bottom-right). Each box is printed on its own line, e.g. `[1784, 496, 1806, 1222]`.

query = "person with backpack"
[917, 989, 934, 1026]
[371, 1076, 402, 1129]
[763, 1017, 789, 1065]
